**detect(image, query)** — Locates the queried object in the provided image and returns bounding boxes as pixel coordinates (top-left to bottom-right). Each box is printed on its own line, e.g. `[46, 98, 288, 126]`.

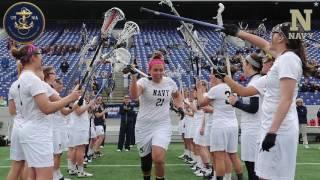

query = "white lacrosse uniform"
[68, 101, 90, 147]
[183, 105, 193, 139]
[135, 77, 178, 157]
[52, 110, 69, 154]
[204, 112, 213, 147]
[239, 75, 262, 162]
[48, 89, 67, 155]
[17, 70, 55, 167]
[189, 99, 198, 139]
[183, 98, 193, 139]
[193, 109, 206, 146]
[206, 83, 238, 153]
[8, 80, 26, 161]
[255, 51, 302, 180]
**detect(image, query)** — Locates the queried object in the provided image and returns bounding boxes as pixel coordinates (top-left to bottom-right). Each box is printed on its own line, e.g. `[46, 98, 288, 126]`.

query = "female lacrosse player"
[130, 53, 183, 180]
[9, 44, 80, 180]
[68, 94, 95, 177]
[196, 68, 243, 180]
[227, 53, 263, 180]
[93, 96, 107, 156]
[7, 60, 28, 180]
[222, 22, 314, 179]
[43, 66, 75, 180]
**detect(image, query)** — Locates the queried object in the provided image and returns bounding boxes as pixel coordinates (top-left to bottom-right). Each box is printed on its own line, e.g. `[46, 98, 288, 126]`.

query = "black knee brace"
[141, 153, 152, 173]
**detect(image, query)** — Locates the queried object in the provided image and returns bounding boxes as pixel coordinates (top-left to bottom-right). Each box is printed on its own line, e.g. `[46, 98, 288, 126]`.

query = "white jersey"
[8, 80, 24, 128]
[203, 93, 213, 127]
[18, 70, 55, 142]
[206, 83, 238, 128]
[240, 75, 262, 134]
[136, 77, 178, 128]
[70, 101, 90, 131]
[250, 75, 267, 97]
[50, 90, 68, 129]
[193, 109, 204, 126]
[261, 51, 302, 134]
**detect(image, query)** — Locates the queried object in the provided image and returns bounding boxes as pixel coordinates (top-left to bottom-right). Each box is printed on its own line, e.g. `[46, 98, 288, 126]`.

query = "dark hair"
[279, 22, 315, 76]
[212, 65, 237, 80]
[11, 44, 40, 66]
[151, 51, 164, 60]
[43, 66, 55, 82]
[246, 52, 263, 73]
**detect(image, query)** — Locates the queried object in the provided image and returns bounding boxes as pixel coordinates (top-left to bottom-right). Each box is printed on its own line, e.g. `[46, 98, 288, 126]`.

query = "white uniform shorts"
[90, 126, 97, 138]
[53, 130, 63, 154]
[204, 125, 212, 147]
[178, 119, 185, 135]
[10, 127, 25, 161]
[255, 131, 298, 180]
[241, 131, 259, 162]
[210, 127, 238, 153]
[136, 125, 172, 157]
[184, 118, 192, 139]
[68, 130, 89, 147]
[18, 125, 54, 167]
[95, 125, 105, 136]
[193, 125, 207, 146]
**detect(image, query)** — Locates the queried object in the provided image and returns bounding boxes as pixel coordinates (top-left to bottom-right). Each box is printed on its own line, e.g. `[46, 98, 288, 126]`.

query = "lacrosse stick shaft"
[79, 40, 103, 90]
[216, 3, 232, 78]
[140, 7, 223, 30]
[158, 3, 217, 69]
[94, 80, 107, 99]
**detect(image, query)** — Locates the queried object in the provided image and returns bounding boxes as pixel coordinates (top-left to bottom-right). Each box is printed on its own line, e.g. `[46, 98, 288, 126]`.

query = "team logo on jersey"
[3, 2, 45, 43]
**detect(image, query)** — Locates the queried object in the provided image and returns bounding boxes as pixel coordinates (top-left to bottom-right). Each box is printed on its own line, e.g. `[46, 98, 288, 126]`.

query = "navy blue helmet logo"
[3, 2, 45, 43]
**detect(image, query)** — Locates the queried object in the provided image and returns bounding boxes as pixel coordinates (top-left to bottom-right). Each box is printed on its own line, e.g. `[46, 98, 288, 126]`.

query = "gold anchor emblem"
[14, 7, 34, 35]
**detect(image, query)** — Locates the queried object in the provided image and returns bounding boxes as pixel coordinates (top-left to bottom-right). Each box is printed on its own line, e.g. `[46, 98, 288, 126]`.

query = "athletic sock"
[67, 159, 73, 170]
[143, 175, 151, 180]
[155, 177, 165, 180]
[225, 173, 232, 180]
[237, 173, 243, 180]
[71, 162, 77, 171]
[77, 165, 84, 173]
[187, 149, 191, 157]
[197, 155, 203, 168]
[57, 168, 63, 178]
[53, 170, 59, 180]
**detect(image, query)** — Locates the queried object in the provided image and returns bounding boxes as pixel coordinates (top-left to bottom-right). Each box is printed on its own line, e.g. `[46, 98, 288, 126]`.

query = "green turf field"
[0, 143, 319, 180]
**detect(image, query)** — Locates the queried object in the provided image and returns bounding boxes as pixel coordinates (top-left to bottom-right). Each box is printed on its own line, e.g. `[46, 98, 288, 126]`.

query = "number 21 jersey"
[136, 77, 178, 128]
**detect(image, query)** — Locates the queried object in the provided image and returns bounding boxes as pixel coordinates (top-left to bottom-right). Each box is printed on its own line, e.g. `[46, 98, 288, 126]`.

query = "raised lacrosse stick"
[215, 3, 232, 78]
[157, 0, 217, 69]
[100, 21, 140, 62]
[78, 7, 125, 105]
[81, 21, 140, 98]
[108, 48, 149, 78]
[79, 7, 124, 90]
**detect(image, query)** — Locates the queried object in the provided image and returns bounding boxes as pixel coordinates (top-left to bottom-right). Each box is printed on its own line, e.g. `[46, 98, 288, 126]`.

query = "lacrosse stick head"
[116, 21, 140, 46]
[109, 48, 131, 73]
[101, 7, 125, 39]
[159, 0, 173, 9]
